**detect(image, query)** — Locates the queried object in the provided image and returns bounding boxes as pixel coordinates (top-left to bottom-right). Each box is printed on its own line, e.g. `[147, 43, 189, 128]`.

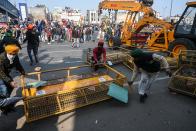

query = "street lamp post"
[170, 0, 173, 19]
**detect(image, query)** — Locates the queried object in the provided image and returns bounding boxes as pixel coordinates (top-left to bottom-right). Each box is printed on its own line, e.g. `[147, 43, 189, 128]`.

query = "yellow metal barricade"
[169, 50, 196, 97]
[86, 47, 178, 71]
[21, 65, 126, 122]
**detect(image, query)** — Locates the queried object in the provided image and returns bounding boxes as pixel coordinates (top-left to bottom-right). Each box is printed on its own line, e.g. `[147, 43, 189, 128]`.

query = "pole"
[170, 0, 173, 19]
[13, 0, 16, 6]
[6, 11, 9, 22]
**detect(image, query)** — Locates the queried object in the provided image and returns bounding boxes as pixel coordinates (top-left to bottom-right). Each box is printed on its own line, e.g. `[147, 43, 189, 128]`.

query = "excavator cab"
[169, 2, 196, 57]
[141, 0, 153, 7]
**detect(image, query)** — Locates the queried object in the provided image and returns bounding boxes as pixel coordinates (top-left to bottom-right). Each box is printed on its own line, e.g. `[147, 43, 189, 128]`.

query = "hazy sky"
[13, 0, 195, 17]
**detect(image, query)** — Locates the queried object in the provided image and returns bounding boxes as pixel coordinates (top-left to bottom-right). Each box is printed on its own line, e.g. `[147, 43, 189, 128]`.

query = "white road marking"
[42, 50, 82, 54]
[42, 60, 84, 64]
[19, 50, 82, 60]
[49, 60, 64, 63]
[47, 45, 70, 47]
[133, 76, 169, 85]
[64, 61, 83, 64]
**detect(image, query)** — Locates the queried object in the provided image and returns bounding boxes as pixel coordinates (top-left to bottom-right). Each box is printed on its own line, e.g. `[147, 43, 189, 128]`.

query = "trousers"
[27, 45, 38, 63]
[138, 70, 158, 95]
[0, 80, 22, 108]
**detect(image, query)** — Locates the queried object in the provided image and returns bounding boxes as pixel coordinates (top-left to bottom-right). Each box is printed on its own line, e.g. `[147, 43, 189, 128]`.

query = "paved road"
[0, 41, 195, 131]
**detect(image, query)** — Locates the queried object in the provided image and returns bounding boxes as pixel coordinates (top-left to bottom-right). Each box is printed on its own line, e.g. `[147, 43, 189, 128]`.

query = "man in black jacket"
[0, 44, 25, 114]
[128, 49, 171, 103]
[23, 24, 40, 66]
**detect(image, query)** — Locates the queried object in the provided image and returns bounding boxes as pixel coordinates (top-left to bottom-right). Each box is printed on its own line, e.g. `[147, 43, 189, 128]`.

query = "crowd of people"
[0, 19, 123, 68]
[0, 19, 123, 47]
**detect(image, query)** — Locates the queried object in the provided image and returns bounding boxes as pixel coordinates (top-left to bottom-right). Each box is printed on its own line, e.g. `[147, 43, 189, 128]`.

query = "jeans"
[0, 80, 8, 97]
[27, 45, 39, 63]
[0, 97, 22, 108]
[0, 80, 22, 108]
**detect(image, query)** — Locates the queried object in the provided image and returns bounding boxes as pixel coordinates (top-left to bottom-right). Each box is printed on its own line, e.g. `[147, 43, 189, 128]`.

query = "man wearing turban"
[23, 24, 40, 66]
[91, 40, 106, 71]
[128, 49, 171, 103]
[0, 44, 25, 115]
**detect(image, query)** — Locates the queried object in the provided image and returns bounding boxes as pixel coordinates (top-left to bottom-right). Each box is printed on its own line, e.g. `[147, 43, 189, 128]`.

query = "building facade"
[86, 10, 100, 24]
[29, 5, 49, 22]
[51, 7, 82, 24]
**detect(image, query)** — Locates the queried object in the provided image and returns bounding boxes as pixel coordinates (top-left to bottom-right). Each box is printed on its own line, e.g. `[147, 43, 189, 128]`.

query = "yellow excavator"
[99, 0, 196, 57]
[169, 1, 196, 56]
[134, 15, 174, 52]
[99, 0, 156, 47]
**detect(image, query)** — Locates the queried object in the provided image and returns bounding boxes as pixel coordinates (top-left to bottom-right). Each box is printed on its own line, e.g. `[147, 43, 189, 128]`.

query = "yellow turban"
[4, 44, 20, 54]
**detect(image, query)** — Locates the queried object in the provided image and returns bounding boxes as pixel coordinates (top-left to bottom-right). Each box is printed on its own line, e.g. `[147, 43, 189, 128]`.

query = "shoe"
[1, 108, 8, 115]
[35, 60, 39, 64]
[139, 95, 145, 103]
[1, 106, 16, 115]
[127, 81, 133, 86]
[30, 62, 33, 66]
[48, 42, 51, 44]
[144, 93, 148, 98]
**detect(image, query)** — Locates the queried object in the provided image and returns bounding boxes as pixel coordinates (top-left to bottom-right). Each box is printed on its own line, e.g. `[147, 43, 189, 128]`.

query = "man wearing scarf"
[92, 41, 106, 71]
[128, 49, 171, 103]
[0, 44, 25, 115]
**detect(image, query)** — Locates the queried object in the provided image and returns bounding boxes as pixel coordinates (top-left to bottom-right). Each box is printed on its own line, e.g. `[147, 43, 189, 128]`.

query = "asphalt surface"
[0, 41, 195, 131]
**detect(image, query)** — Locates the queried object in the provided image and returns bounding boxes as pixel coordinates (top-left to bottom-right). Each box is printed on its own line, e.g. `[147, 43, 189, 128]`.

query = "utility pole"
[170, 0, 173, 19]
[14, 0, 16, 7]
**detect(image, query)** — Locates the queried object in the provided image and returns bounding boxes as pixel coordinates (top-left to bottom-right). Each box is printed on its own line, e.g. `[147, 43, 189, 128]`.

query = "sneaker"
[139, 95, 145, 103]
[48, 42, 51, 44]
[144, 93, 148, 98]
[1, 106, 16, 115]
[30, 62, 33, 66]
[127, 81, 133, 86]
[35, 60, 39, 64]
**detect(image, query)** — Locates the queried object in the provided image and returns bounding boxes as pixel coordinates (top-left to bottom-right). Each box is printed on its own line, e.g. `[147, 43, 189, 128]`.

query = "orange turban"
[27, 24, 34, 30]
[4, 44, 20, 54]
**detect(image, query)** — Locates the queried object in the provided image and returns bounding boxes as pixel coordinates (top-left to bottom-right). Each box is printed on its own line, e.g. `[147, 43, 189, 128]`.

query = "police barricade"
[20, 64, 126, 122]
[169, 50, 196, 97]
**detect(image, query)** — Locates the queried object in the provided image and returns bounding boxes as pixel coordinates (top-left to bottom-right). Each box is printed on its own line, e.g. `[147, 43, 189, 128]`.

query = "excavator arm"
[98, 0, 174, 51]
[134, 16, 173, 33]
[99, 0, 154, 16]
[132, 16, 174, 50]
[121, 15, 174, 48]
[98, 0, 155, 44]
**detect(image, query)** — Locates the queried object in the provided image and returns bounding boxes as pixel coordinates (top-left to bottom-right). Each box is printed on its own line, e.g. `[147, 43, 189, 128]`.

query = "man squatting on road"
[92, 40, 106, 71]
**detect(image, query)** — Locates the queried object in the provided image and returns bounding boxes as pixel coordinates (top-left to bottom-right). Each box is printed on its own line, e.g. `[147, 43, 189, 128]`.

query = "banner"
[19, 3, 28, 21]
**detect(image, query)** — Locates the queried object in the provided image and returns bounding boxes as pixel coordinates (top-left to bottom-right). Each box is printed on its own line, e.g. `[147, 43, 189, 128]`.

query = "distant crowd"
[0, 19, 122, 47]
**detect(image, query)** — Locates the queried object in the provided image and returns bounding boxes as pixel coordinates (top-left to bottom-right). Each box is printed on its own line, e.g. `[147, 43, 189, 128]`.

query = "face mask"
[7, 54, 16, 64]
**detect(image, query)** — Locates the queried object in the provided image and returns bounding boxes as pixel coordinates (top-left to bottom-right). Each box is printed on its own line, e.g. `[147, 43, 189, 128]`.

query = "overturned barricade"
[21, 65, 126, 122]
[169, 50, 196, 97]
